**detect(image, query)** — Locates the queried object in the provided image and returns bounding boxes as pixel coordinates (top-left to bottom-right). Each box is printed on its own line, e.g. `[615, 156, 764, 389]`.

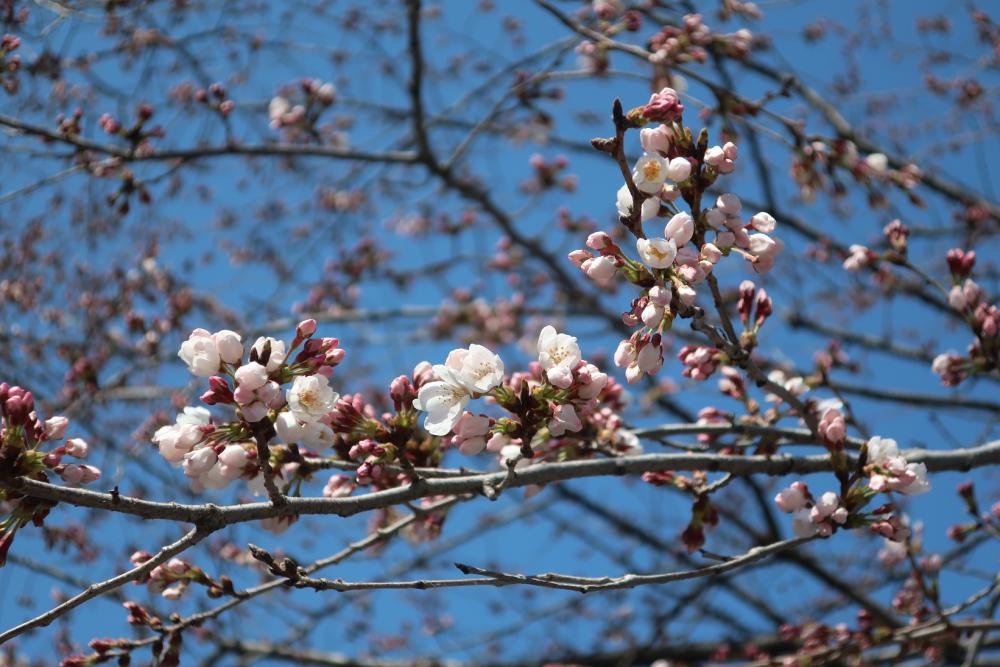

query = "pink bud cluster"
[614, 333, 664, 383]
[934, 248, 998, 386]
[0, 34, 21, 94]
[269, 79, 338, 141]
[704, 141, 738, 174]
[648, 15, 753, 66]
[678, 345, 722, 381]
[641, 87, 684, 123]
[703, 194, 783, 273]
[349, 439, 389, 485]
[191, 81, 235, 116]
[568, 231, 622, 288]
[0, 384, 100, 487]
[131, 553, 200, 600]
[523, 153, 576, 193]
[865, 436, 930, 496]
[792, 139, 922, 205]
[774, 482, 849, 537]
[816, 407, 846, 449]
[736, 280, 773, 333]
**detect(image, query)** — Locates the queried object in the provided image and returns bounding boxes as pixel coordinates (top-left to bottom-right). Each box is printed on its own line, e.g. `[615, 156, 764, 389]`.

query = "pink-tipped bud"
[44, 416, 70, 440]
[296, 319, 317, 338]
[64, 437, 89, 458]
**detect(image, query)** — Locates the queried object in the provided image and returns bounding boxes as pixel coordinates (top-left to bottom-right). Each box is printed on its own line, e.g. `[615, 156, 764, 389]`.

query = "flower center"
[470, 362, 494, 380]
[299, 389, 319, 409]
[642, 161, 662, 180]
[548, 346, 570, 365]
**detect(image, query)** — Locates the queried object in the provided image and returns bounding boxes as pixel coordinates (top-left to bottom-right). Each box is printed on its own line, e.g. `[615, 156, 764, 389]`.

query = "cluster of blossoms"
[1, 33, 21, 95]
[647, 13, 754, 66]
[155, 320, 345, 494]
[774, 436, 929, 540]
[430, 294, 525, 347]
[129, 552, 226, 600]
[791, 139, 922, 205]
[411, 325, 631, 471]
[676, 283, 776, 386]
[841, 218, 911, 273]
[268, 78, 340, 143]
[569, 89, 782, 384]
[190, 81, 235, 116]
[522, 154, 577, 193]
[0, 384, 100, 564]
[933, 248, 999, 386]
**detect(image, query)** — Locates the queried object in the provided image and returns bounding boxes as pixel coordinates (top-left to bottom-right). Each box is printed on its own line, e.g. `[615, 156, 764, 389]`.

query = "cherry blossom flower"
[581, 255, 617, 286]
[287, 374, 339, 423]
[178, 329, 221, 377]
[153, 407, 211, 464]
[548, 403, 583, 436]
[537, 325, 582, 389]
[616, 185, 661, 221]
[414, 344, 504, 436]
[632, 154, 670, 194]
[636, 237, 677, 269]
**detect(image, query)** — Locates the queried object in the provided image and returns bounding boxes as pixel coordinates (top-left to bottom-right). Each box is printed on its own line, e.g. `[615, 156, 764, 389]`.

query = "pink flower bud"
[296, 319, 317, 338]
[648, 284, 671, 306]
[614, 340, 637, 368]
[700, 243, 722, 263]
[64, 437, 89, 458]
[568, 249, 591, 267]
[664, 211, 694, 246]
[44, 416, 69, 440]
[642, 87, 684, 122]
[586, 232, 611, 250]
[716, 193, 741, 215]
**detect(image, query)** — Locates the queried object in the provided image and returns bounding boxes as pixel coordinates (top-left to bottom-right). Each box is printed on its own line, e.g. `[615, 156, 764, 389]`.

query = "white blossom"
[537, 325, 581, 389]
[287, 374, 339, 423]
[178, 329, 221, 377]
[636, 237, 677, 269]
[633, 154, 669, 194]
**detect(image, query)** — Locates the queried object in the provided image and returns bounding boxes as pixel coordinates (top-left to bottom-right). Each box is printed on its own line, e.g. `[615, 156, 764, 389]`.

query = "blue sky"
[1, 0, 998, 663]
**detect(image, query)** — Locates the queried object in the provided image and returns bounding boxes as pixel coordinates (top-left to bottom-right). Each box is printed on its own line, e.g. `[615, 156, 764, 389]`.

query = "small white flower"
[450, 344, 505, 394]
[269, 96, 290, 123]
[616, 185, 660, 221]
[716, 193, 742, 216]
[866, 436, 899, 465]
[633, 154, 669, 194]
[537, 326, 581, 389]
[415, 372, 471, 436]
[179, 328, 221, 377]
[300, 420, 335, 449]
[214, 330, 243, 365]
[274, 411, 305, 443]
[44, 416, 69, 440]
[791, 508, 819, 537]
[865, 153, 889, 174]
[750, 212, 776, 234]
[747, 233, 777, 257]
[287, 374, 339, 423]
[636, 237, 677, 269]
[153, 407, 210, 464]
